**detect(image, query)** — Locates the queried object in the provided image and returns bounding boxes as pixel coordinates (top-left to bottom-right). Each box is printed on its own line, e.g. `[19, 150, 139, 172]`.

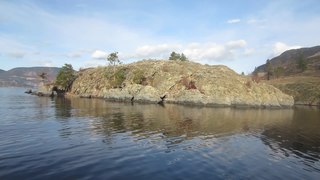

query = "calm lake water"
[0, 87, 320, 179]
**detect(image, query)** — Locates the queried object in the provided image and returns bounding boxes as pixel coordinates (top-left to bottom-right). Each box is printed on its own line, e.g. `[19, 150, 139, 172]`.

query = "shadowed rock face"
[70, 60, 294, 107]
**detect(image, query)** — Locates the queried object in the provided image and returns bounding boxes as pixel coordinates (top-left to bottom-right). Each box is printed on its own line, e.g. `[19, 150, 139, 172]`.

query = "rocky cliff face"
[70, 60, 294, 108]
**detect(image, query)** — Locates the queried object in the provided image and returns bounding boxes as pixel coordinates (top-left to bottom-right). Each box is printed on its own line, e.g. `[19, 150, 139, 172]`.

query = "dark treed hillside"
[0, 67, 60, 87]
[254, 46, 320, 77]
[253, 45, 320, 105]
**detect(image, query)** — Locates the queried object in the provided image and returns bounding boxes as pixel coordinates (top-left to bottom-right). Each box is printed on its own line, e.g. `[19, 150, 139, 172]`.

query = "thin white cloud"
[67, 49, 91, 58]
[31, 60, 53, 67]
[92, 50, 108, 59]
[184, 43, 237, 63]
[83, 59, 106, 68]
[272, 42, 301, 56]
[243, 48, 255, 56]
[247, 18, 258, 24]
[0, 35, 35, 58]
[226, 40, 247, 49]
[67, 51, 83, 58]
[128, 40, 248, 63]
[134, 44, 181, 58]
[227, 19, 241, 24]
[7, 51, 27, 58]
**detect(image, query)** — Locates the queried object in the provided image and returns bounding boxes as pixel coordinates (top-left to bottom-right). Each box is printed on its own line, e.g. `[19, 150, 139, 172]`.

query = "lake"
[0, 87, 320, 179]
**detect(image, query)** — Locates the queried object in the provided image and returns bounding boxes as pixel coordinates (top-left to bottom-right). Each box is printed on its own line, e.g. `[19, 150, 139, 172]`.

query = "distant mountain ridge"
[253, 45, 320, 106]
[0, 67, 60, 87]
[254, 45, 320, 76]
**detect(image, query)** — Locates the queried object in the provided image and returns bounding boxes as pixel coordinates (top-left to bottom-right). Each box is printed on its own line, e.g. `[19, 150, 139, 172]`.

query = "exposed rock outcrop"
[70, 60, 294, 108]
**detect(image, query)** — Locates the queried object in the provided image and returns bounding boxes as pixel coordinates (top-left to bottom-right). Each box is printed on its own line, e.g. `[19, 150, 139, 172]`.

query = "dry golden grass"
[265, 76, 320, 105]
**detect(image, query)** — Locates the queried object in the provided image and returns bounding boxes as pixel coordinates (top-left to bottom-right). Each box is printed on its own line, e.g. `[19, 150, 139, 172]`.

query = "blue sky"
[0, 0, 319, 73]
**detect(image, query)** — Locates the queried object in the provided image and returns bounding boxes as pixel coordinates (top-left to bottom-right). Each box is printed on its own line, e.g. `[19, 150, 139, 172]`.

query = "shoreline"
[67, 93, 294, 109]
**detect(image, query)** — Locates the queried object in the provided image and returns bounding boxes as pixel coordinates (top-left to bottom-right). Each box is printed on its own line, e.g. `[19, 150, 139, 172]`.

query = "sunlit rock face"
[70, 60, 294, 108]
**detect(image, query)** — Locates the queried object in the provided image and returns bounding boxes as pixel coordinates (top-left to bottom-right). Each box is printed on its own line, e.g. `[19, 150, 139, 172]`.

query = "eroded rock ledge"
[70, 60, 294, 108]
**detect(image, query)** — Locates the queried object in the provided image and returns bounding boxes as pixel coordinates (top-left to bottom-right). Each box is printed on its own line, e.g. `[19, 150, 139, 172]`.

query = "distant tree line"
[264, 55, 308, 80]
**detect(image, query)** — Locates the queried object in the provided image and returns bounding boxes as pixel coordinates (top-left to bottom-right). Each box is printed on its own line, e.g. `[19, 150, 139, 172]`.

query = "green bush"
[106, 68, 127, 88]
[133, 70, 145, 84]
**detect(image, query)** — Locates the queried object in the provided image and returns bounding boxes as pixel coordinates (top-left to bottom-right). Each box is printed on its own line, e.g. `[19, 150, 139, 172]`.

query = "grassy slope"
[266, 76, 320, 105]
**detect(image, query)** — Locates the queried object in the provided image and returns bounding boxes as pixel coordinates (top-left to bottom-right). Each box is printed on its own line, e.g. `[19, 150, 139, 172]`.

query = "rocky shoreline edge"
[26, 88, 320, 108]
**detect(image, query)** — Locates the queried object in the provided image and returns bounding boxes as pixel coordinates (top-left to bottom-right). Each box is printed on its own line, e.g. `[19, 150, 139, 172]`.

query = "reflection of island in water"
[54, 97, 72, 118]
[53, 97, 320, 165]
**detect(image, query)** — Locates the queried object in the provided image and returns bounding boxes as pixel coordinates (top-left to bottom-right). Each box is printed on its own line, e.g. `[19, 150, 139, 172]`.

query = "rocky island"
[70, 60, 294, 108]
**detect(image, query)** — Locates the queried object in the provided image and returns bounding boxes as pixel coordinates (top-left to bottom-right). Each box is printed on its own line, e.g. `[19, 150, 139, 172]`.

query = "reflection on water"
[67, 98, 295, 137]
[1, 88, 320, 180]
[261, 107, 320, 172]
[55, 98, 72, 119]
[56, 98, 320, 167]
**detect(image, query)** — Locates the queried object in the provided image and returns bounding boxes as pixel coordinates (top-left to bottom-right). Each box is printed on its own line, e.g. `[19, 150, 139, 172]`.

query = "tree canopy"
[55, 64, 76, 91]
[107, 52, 121, 66]
[169, 52, 188, 61]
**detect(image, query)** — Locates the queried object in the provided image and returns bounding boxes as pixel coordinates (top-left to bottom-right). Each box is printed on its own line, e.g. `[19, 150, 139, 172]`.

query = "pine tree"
[180, 53, 188, 61]
[55, 64, 76, 91]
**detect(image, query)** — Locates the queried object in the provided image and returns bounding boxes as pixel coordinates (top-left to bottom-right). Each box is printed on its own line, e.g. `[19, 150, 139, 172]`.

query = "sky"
[0, 0, 319, 73]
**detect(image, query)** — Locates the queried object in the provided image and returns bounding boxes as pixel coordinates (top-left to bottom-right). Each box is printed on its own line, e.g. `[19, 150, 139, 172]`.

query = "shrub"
[251, 74, 260, 83]
[106, 68, 127, 88]
[187, 81, 197, 89]
[245, 81, 252, 88]
[133, 70, 146, 84]
[180, 77, 197, 90]
[113, 68, 126, 87]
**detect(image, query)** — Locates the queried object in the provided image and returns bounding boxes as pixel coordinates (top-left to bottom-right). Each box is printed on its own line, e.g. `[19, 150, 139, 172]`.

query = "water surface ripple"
[0, 88, 320, 179]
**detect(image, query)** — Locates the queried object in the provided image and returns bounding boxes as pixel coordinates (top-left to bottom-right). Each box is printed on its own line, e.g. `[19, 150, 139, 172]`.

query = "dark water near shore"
[0, 87, 320, 180]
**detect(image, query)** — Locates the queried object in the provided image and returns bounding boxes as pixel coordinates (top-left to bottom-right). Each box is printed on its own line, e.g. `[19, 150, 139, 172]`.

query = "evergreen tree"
[266, 59, 272, 80]
[55, 64, 76, 91]
[106, 52, 122, 81]
[169, 51, 181, 61]
[107, 52, 121, 66]
[180, 53, 188, 61]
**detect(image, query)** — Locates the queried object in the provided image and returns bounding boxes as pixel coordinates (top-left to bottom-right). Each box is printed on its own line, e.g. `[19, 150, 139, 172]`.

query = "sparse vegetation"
[180, 77, 197, 90]
[266, 59, 273, 80]
[268, 76, 320, 105]
[245, 80, 252, 88]
[251, 73, 261, 83]
[274, 67, 285, 78]
[297, 56, 307, 72]
[132, 69, 146, 85]
[106, 68, 127, 88]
